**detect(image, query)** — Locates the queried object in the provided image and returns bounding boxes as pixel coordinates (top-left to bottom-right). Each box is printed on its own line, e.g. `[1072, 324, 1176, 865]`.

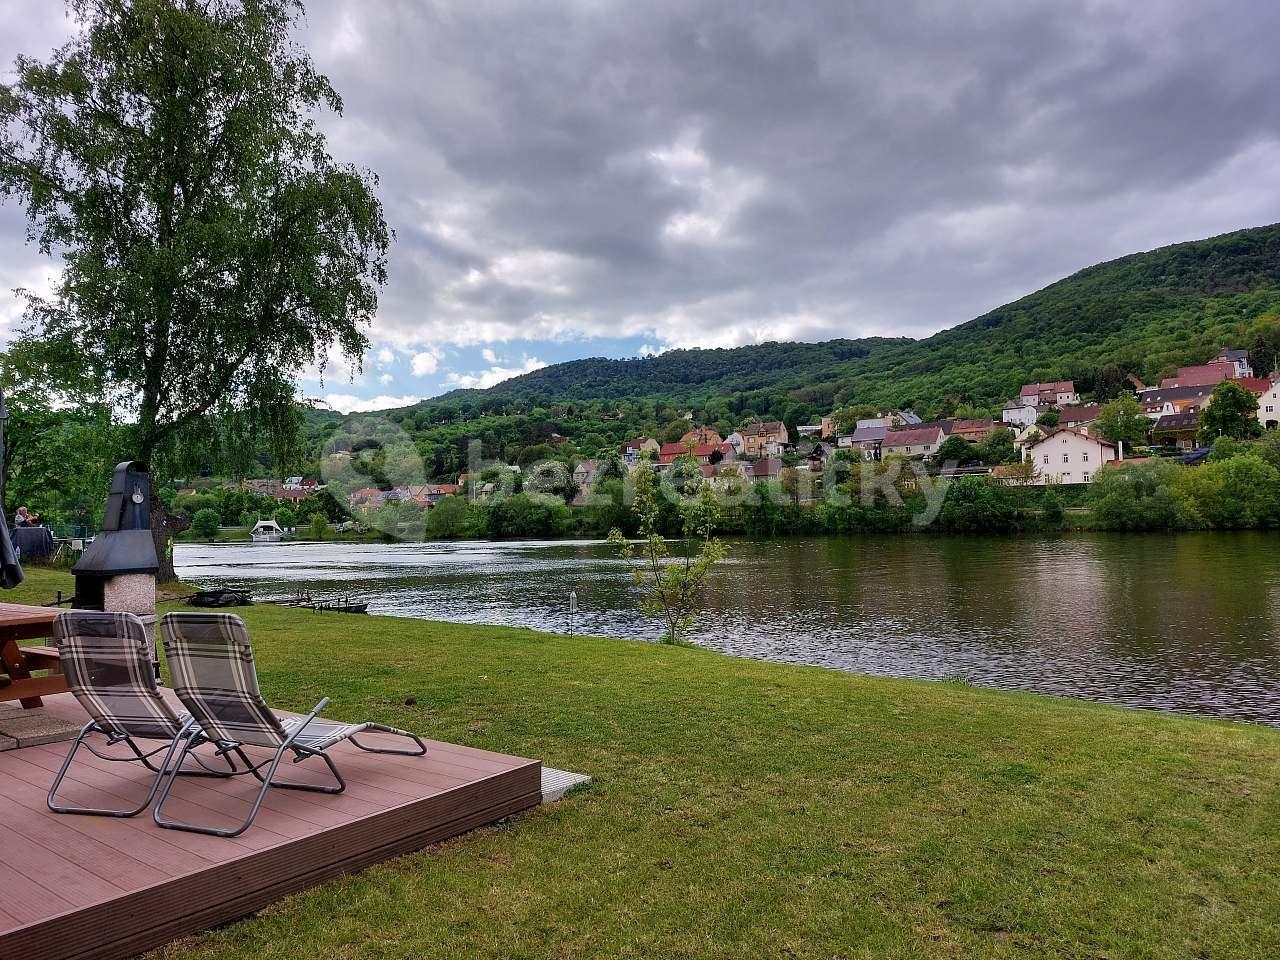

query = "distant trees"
[1179, 454, 1280, 528]
[487, 493, 571, 539]
[975, 427, 1019, 465]
[1199, 381, 1261, 444]
[1088, 461, 1193, 530]
[1094, 396, 1149, 448]
[933, 435, 977, 465]
[1093, 363, 1130, 401]
[191, 509, 221, 540]
[934, 477, 1029, 533]
[308, 513, 329, 540]
[424, 496, 473, 539]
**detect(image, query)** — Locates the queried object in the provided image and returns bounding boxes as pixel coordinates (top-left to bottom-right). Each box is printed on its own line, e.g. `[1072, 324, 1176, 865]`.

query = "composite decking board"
[18, 785, 542, 960]
[4, 764, 541, 960]
[3, 748, 296, 851]
[25, 737, 491, 828]
[0, 692, 542, 960]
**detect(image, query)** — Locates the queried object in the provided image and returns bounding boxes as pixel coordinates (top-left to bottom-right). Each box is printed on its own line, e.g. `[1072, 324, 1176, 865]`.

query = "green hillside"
[324, 224, 1280, 479]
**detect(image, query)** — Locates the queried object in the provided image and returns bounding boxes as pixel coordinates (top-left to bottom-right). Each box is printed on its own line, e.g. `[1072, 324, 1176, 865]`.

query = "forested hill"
[438, 338, 905, 404]
[320, 223, 1280, 477]
[422, 222, 1280, 414]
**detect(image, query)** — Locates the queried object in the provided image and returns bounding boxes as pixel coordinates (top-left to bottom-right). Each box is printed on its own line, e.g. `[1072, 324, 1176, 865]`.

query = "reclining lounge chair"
[47, 610, 227, 817]
[154, 611, 427, 837]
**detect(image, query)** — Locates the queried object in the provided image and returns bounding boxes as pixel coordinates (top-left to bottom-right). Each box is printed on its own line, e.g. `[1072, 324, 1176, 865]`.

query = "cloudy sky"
[3, 1, 1280, 411]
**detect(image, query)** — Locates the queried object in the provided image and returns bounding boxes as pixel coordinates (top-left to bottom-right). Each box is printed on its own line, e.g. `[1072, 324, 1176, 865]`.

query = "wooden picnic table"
[0, 602, 64, 709]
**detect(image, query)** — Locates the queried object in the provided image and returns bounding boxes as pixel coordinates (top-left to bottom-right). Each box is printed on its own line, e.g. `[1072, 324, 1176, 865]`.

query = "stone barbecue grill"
[71, 460, 158, 617]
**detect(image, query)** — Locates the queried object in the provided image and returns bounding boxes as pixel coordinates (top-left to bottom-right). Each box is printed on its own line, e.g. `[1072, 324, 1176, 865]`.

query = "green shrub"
[191, 508, 221, 539]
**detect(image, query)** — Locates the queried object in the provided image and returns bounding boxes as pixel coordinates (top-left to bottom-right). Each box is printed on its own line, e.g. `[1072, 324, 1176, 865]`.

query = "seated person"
[13, 506, 40, 527]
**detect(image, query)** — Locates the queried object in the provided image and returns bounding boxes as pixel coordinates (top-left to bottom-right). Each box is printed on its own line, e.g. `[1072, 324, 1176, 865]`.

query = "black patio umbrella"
[0, 390, 24, 589]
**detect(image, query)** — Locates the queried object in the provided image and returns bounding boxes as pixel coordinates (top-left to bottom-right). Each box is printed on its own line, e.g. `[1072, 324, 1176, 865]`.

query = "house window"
[1268, 405, 1274, 413]
[1083, 473, 1091, 482]
[1082, 452, 1090, 462]
[1042, 454, 1049, 464]
[1062, 454, 1069, 463]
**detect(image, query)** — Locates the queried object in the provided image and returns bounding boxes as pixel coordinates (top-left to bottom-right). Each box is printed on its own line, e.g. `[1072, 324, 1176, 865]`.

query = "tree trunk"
[150, 496, 188, 584]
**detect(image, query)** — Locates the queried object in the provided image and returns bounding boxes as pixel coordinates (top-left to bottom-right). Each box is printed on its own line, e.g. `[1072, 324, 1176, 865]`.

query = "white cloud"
[482, 347, 498, 363]
[323, 393, 420, 414]
[444, 355, 547, 390]
[649, 129, 766, 246]
[411, 347, 443, 376]
[375, 346, 396, 366]
[378, 372, 394, 385]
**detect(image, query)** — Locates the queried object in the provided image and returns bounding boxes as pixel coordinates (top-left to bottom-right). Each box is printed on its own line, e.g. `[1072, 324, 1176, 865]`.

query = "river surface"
[176, 534, 1280, 726]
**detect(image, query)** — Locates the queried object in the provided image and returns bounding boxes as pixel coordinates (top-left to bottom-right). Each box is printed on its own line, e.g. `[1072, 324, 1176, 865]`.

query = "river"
[176, 533, 1280, 726]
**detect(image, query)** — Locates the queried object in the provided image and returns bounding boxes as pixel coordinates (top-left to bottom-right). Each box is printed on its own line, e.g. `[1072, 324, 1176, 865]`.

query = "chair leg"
[48, 721, 185, 818]
[252, 746, 346, 794]
[347, 724, 428, 756]
[154, 737, 288, 838]
[153, 742, 344, 837]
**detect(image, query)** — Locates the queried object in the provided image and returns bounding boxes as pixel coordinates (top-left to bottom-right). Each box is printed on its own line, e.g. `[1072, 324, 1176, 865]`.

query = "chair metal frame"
[47, 610, 239, 818]
[154, 697, 428, 837]
[154, 612, 426, 837]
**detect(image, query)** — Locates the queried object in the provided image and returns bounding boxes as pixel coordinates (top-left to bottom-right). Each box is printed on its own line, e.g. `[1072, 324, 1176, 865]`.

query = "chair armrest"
[281, 697, 331, 748]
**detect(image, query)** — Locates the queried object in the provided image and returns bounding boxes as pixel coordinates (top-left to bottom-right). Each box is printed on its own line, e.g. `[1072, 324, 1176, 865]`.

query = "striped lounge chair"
[154, 611, 426, 837]
[47, 611, 229, 817]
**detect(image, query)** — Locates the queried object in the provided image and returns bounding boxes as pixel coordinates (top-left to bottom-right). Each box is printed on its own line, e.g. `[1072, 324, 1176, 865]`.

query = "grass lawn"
[10, 567, 1280, 959]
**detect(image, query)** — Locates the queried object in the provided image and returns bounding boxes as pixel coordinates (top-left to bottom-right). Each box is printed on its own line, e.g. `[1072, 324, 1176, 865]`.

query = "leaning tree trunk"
[150, 496, 189, 584]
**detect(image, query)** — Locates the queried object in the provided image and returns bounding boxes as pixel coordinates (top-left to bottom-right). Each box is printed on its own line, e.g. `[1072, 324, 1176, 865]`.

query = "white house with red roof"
[1023, 427, 1119, 485]
[1018, 381, 1079, 407]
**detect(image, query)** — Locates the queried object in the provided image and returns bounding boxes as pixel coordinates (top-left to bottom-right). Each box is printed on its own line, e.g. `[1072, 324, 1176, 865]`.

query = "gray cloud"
[4, 0, 1280, 355]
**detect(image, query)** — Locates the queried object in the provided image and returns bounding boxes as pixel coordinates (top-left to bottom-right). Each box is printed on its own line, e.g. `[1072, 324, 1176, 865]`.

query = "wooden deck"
[0, 692, 541, 960]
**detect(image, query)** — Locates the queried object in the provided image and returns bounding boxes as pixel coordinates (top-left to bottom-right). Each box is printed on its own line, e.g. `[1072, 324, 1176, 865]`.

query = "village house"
[404, 484, 461, 507]
[724, 431, 745, 456]
[839, 423, 886, 460]
[882, 424, 946, 458]
[1151, 411, 1201, 449]
[1215, 347, 1254, 379]
[1002, 402, 1056, 427]
[740, 421, 789, 459]
[619, 437, 660, 461]
[1151, 361, 1234, 390]
[856, 411, 923, 429]
[572, 460, 600, 488]
[820, 415, 836, 438]
[1257, 375, 1280, 429]
[1023, 427, 1119, 484]
[680, 426, 723, 446]
[348, 486, 382, 508]
[1138, 383, 1217, 418]
[659, 442, 735, 465]
[749, 458, 784, 481]
[1017, 380, 1079, 407]
[1056, 405, 1102, 430]
[948, 418, 997, 442]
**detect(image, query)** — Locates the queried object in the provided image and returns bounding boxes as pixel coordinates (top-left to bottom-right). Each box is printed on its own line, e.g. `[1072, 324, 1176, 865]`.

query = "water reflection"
[176, 533, 1280, 725]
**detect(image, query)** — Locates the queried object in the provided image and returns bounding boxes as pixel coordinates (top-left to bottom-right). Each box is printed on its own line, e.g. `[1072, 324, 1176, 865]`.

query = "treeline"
[1088, 434, 1280, 530]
